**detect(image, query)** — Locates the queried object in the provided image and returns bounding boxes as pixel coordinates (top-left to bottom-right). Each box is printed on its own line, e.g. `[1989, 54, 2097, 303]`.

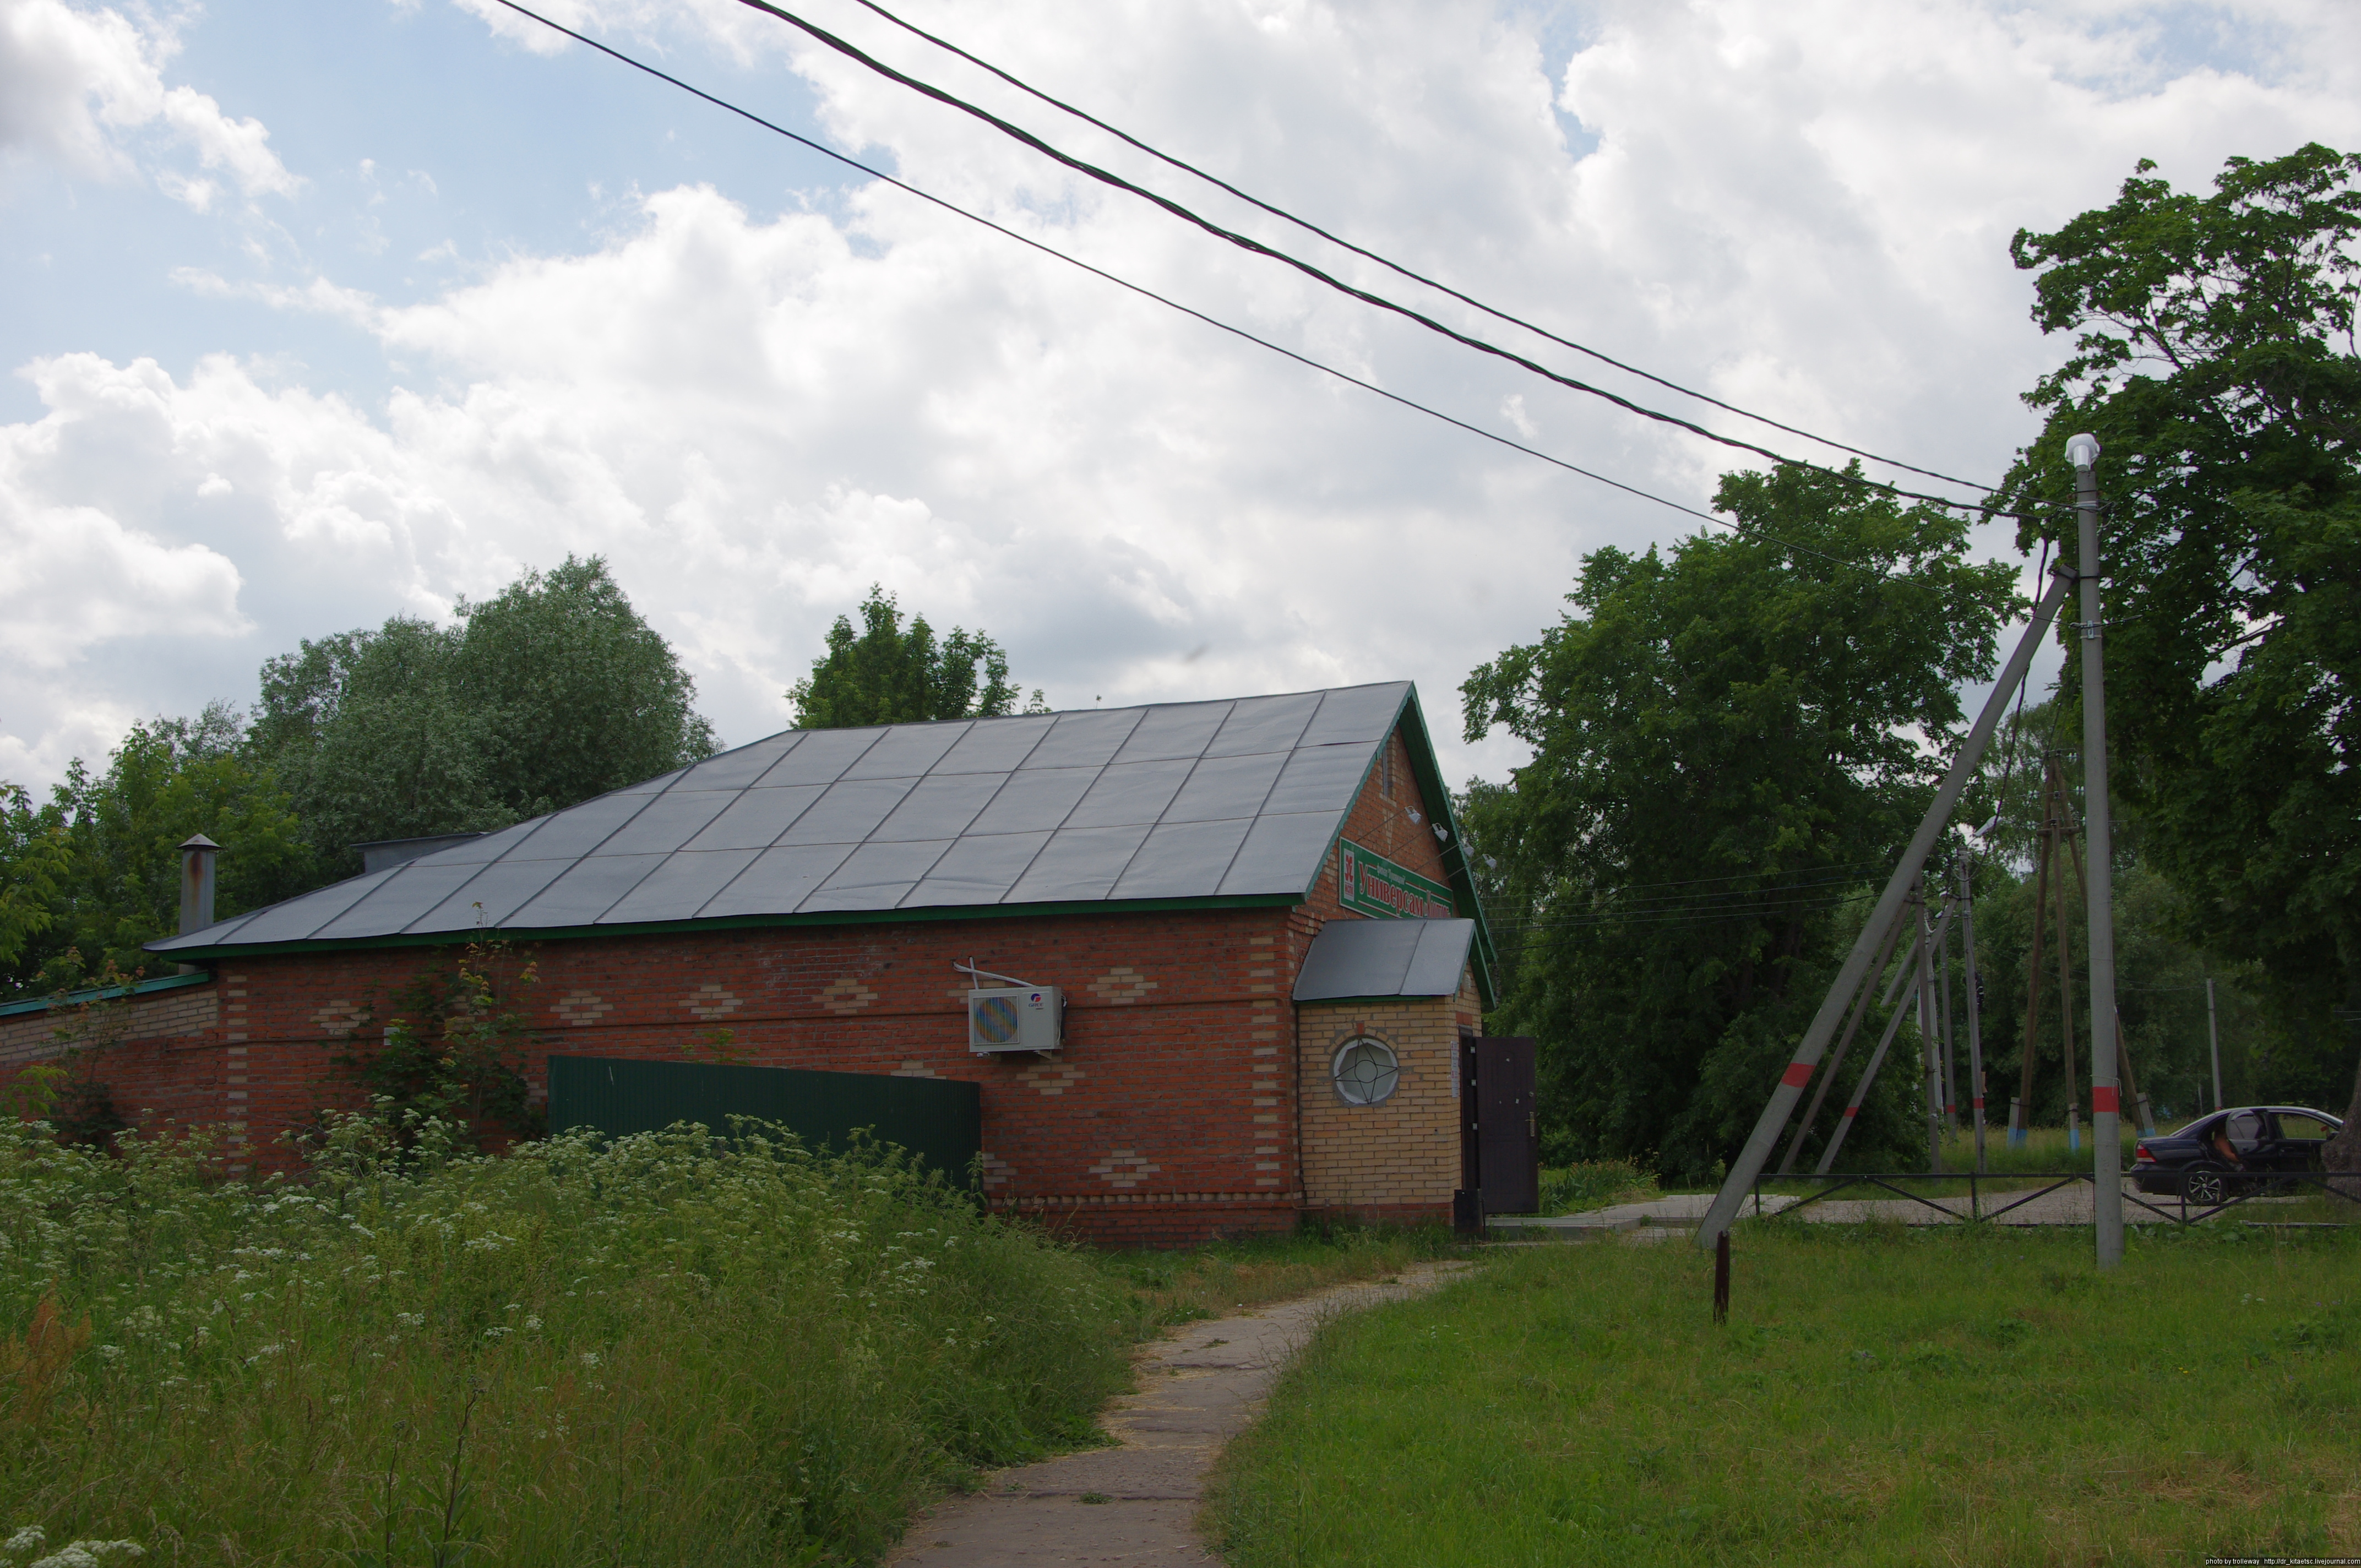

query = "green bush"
[1539, 1159, 1657, 1214]
[0, 1109, 1136, 1565]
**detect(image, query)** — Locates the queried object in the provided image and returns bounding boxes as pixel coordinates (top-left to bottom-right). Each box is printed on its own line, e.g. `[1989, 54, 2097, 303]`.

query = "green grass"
[1538, 1161, 1660, 1215]
[1210, 1224, 2360, 1566]
[0, 1110, 1143, 1566]
[1097, 1224, 1465, 1324]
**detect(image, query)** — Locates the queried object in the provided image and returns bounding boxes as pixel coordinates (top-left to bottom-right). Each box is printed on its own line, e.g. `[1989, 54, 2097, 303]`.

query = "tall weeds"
[0, 1110, 1136, 1565]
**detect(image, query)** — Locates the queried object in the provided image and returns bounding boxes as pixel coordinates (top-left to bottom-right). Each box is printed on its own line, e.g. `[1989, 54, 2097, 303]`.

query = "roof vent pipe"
[179, 834, 220, 935]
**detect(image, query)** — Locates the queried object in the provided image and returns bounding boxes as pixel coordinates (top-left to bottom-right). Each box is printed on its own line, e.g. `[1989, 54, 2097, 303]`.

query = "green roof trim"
[145, 892, 1304, 963]
[0, 969, 213, 1019]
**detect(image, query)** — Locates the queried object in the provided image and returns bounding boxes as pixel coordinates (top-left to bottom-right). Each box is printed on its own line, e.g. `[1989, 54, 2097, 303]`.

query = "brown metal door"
[1476, 1036, 1539, 1214]
[1455, 1032, 1482, 1232]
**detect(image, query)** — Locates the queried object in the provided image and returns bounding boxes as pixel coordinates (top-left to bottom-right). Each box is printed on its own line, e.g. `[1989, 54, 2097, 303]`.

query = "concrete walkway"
[1487, 1191, 1798, 1239]
[885, 1260, 1471, 1566]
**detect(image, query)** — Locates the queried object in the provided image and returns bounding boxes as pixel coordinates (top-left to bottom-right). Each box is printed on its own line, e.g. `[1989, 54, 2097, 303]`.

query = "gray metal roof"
[1292, 917, 1476, 1003]
[151, 683, 1418, 954]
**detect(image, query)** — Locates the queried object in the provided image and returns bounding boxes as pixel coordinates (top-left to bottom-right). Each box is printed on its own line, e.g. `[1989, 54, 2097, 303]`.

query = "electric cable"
[486, 0, 1869, 569]
[827, 0, 2009, 499]
[727, 0, 2037, 522]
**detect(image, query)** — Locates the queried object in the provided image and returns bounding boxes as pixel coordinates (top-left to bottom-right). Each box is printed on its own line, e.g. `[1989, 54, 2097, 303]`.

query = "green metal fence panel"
[547, 1055, 981, 1188]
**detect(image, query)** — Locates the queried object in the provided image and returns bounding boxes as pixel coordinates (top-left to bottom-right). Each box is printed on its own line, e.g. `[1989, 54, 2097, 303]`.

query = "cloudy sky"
[4, 0, 2355, 797]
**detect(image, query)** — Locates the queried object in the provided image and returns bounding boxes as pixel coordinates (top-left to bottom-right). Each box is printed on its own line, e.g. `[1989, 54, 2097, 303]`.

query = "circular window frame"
[1331, 1036, 1401, 1106]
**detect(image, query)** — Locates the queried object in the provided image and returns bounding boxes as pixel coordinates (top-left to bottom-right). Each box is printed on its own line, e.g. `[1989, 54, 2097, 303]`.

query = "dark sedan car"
[2133, 1105, 2344, 1205]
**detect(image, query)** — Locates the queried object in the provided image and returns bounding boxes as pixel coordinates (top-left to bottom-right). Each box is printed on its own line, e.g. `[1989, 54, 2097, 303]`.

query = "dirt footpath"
[885, 1260, 1470, 1567]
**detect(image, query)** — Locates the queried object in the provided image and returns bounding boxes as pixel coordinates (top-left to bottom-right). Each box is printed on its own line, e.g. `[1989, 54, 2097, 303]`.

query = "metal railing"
[1747, 1167, 2360, 1228]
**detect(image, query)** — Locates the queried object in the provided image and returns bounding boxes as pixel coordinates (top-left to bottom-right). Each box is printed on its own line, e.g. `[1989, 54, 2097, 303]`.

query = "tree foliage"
[787, 586, 1045, 728]
[1996, 143, 2361, 1152]
[1462, 466, 2019, 1180]
[252, 556, 717, 876]
[0, 706, 314, 1000]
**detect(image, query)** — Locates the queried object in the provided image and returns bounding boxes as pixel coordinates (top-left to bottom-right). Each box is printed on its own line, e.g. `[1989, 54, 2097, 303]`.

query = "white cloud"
[5, 0, 2358, 796]
[0, 0, 298, 205]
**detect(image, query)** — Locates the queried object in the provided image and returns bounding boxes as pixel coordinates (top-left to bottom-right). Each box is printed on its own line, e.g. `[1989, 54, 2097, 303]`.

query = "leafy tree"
[0, 786, 68, 980]
[1996, 144, 2361, 1158]
[451, 556, 719, 818]
[1462, 465, 2019, 1180]
[788, 586, 1045, 727]
[250, 618, 503, 869]
[252, 557, 718, 878]
[1, 705, 315, 1000]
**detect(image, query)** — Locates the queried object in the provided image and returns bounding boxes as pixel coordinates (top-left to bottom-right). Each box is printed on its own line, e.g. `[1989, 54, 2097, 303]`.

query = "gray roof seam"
[1003, 707, 1154, 899]
[1195, 696, 1306, 895]
[1291, 690, 1409, 903]
[1098, 700, 1238, 894]
[506, 786, 668, 932]
[914, 720, 1057, 908]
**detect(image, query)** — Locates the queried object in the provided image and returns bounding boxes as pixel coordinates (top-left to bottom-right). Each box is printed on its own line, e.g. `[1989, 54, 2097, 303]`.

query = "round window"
[1332, 1037, 1400, 1106]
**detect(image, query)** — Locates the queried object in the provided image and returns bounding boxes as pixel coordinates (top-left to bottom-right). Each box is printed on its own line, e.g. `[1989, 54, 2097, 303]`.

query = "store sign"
[1338, 839, 1455, 920]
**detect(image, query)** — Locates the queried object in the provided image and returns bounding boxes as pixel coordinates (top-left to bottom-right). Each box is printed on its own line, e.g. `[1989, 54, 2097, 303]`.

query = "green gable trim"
[144, 891, 1305, 963]
[1366, 688, 1501, 1009]
[0, 969, 213, 1019]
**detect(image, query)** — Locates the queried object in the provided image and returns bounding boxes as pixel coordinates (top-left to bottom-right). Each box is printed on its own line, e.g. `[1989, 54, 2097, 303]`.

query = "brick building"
[3, 683, 1498, 1243]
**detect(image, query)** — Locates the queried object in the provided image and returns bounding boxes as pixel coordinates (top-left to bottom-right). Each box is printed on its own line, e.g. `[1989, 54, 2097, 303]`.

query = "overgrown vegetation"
[1211, 1226, 2360, 1566]
[329, 939, 548, 1146]
[0, 1110, 1136, 1565]
[1538, 1160, 1658, 1214]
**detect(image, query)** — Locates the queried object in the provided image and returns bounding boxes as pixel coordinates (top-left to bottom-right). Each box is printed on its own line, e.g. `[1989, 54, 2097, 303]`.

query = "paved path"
[1487, 1192, 1798, 1239]
[885, 1260, 1470, 1567]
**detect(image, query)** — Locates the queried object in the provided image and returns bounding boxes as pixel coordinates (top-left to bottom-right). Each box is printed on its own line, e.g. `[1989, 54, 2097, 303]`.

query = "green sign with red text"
[1337, 839, 1455, 919]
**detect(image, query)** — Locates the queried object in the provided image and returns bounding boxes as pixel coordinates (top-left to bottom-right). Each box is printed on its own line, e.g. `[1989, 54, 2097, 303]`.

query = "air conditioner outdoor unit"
[966, 984, 1063, 1055]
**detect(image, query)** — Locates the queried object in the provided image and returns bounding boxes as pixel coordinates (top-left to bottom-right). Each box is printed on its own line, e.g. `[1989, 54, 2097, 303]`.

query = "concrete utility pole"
[2069, 431, 2124, 1271]
[1920, 890, 1942, 1172]
[1959, 846, 1988, 1173]
[2206, 977, 2223, 1112]
[1938, 887, 1959, 1137]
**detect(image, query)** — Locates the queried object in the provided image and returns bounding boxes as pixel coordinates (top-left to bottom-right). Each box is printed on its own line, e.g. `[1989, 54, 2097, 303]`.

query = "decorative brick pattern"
[684, 983, 742, 1021]
[817, 977, 877, 1015]
[552, 989, 612, 1027]
[1089, 1148, 1161, 1189]
[980, 1151, 1017, 1191]
[1296, 988, 1472, 1225]
[308, 1000, 365, 1037]
[1018, 1061, 1086, 1096]
[890, 1060, 940, 1079]
[1086, 967, 1158, 1004]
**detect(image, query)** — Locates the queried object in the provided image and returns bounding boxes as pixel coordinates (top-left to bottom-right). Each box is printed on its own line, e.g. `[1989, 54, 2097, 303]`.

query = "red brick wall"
[3, 718, 1473, 1247]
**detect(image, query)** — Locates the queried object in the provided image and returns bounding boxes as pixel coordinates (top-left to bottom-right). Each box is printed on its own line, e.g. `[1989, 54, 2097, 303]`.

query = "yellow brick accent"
[1296, 996, 1469, 1211]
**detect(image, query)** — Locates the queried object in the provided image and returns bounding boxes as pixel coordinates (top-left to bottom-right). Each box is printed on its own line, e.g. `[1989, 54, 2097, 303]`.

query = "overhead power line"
[730, 0, 2032, 523]
[828, 0, 2005, 500]
[486, 0, 1870, 569]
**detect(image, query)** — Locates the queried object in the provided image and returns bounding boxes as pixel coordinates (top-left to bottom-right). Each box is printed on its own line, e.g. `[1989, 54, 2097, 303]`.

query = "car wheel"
[2184, 1168, 2228, 1208]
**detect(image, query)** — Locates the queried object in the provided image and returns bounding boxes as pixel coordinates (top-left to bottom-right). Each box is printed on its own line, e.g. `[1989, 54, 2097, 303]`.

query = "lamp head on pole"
[2065, 432, 2101, 471]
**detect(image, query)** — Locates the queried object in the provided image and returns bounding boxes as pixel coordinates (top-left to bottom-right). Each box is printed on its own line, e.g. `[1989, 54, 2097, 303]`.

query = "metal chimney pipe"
[179, 834, 220, 935]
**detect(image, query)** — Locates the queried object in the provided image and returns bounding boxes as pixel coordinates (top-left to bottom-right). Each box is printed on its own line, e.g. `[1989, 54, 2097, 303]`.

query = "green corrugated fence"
[546, 1055, 981, 1188]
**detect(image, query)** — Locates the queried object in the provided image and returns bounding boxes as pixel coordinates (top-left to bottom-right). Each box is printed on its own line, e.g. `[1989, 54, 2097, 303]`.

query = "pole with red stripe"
[1694, 562, 2077, 1248]
[2068, 433, 2124, 1270]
